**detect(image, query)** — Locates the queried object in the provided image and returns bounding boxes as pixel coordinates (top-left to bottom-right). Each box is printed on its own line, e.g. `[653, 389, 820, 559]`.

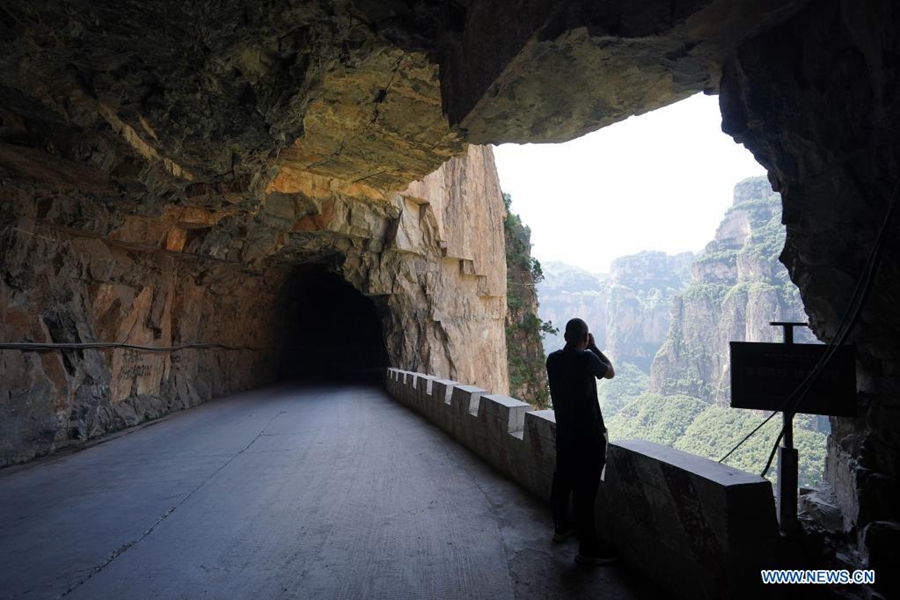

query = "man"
[545, 317, 616, 565]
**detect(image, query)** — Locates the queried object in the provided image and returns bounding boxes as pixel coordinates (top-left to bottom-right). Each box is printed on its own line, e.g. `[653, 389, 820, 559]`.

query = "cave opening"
[495, 93, 830, 488]
[278, 265, 389, 384]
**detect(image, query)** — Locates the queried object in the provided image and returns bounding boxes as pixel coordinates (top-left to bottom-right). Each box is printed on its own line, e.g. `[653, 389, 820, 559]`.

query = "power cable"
[0, 341, 274, 352]
[718, 177, 900, 472]
[757, 176, 900, 477]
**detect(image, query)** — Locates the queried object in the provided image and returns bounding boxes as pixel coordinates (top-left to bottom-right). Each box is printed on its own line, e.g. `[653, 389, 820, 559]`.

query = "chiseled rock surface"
[360, 145, 509, 394]
[0, 145, 508, 466]
[719, 0, 900, 556]
[441, 0, 803, 143]
[1, 0, 898, 572]
[0, 203, 289, 465]
[0, 1, 461, 192]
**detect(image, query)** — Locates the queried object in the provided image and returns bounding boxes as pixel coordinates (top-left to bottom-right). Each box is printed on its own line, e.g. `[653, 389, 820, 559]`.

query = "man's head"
[564, 318, 589, 349]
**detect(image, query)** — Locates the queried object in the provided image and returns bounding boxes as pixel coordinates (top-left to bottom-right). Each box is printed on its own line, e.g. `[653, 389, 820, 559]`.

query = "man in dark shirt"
[545, 317, 616, 565]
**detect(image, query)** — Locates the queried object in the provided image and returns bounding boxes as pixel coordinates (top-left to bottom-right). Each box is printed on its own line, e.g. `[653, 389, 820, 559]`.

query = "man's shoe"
[575, 546, 618, 565]
[552, 523, 576, 543]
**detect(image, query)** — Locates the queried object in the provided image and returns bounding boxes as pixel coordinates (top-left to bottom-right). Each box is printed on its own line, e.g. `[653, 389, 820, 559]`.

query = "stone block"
[404, 373, 420, 406]
[388, 369, 403, 402]
[385, 369, 397, 395]
[392, 370, 406, 404]
[480, 394, 531, 433]
[521, 410, 557, 501]
[384, 372, 781, 600]
[414, 374, 435, 415]
[503, 433, 531, 490]
[602, 440, 778, 600]
[449, 384, 485, 446]
[478, 394, 532, 471]
[429, 379, 456, 429]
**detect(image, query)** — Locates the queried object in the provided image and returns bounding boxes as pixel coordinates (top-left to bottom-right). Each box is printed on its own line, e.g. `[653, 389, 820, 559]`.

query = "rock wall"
[440, 0, 803, 143]
[720, 0, 900, 570]
[374, 145, 509, 393]
[537, 262, 609, 354]
[0, 198, 291, 465]
[650, 177, 813, 405]
[0, 144, 508, 467]
[3, 0, 899, 587]
[605, 252, 694, 371]
[503, 194, 550, 408]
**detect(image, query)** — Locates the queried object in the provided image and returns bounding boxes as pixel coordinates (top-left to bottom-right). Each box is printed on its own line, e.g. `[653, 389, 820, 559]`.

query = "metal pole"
[771, 321, 804, 534]
[781, 323, 795, 451]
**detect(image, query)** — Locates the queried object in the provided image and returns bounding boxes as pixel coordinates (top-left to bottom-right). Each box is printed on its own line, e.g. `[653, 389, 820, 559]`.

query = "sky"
[493, 93, 767, 274]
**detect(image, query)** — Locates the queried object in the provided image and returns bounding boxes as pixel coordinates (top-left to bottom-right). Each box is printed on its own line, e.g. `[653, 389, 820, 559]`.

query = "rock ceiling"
[3, 0, 900, 581]
[0, 0, 803, 210]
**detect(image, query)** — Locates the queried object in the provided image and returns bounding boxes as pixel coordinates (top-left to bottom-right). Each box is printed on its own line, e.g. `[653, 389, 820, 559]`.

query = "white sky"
[493, 93, 767, 273]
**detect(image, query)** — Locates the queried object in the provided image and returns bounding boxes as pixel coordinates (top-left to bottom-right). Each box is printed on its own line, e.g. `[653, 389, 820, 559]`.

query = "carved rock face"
[1, 0, 898, 574]
[0, 2, 507, 467]
[720, 0, 900, 543]
[0, 0, 461, 189]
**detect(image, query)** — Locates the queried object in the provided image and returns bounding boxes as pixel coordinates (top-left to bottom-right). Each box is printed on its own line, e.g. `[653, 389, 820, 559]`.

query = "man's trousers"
[550, 438, 606, 551]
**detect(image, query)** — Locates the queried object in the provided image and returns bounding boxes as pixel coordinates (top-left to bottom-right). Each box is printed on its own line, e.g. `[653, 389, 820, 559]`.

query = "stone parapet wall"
[386, 368, 779, 600]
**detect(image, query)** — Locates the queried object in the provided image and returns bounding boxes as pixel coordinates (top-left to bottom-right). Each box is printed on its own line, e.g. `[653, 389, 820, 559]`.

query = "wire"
[718, 177, 900, 472]
[756, 178, 900, 477]
[0, 341, 274, 352]
[758, 179, 898, 477]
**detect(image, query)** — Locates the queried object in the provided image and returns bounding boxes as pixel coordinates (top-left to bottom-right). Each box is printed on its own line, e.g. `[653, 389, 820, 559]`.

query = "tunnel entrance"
[279, 267, 389, 383]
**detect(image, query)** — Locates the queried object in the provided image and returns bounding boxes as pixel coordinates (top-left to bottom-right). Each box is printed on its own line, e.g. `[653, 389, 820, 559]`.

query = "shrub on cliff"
[503, 192, 555, 408]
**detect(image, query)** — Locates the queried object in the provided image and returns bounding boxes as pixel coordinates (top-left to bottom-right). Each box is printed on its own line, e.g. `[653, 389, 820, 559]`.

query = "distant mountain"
[649, 176, 817, 406]
[538, 251, 692, 371]
[534, 176, 827, 487]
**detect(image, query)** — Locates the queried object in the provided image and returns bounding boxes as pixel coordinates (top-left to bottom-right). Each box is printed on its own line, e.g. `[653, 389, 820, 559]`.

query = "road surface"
[0, 384, 656, 599]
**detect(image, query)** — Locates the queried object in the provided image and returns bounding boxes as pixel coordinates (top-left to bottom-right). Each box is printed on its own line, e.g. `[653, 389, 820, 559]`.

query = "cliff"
[1, 145, 509, 467]
[649, 177, 815, 406]
[503, 194, 551, 408]
[535, 178, 828, 487]
[536, 262, 607, 354]
[538, 251, 692, 370]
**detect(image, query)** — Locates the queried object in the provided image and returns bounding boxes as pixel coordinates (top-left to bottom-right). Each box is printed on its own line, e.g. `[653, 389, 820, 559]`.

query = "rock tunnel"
[278, 266, 389, 382]
[1, 0, 899, 586]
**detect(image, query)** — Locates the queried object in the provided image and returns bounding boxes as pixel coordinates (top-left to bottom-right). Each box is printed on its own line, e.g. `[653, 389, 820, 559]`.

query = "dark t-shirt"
[546, 348, 609, 448]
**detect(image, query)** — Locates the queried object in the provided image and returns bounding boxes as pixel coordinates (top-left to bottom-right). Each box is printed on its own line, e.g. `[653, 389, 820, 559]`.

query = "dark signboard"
[730, 342, 857, 417]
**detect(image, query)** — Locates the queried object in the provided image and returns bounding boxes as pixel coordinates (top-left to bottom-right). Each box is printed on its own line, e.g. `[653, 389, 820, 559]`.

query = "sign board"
[730, 342, 857, 417]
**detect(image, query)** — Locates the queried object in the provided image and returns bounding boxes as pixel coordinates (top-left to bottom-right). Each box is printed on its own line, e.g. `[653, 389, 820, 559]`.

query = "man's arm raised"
[587, 333, 615, 379]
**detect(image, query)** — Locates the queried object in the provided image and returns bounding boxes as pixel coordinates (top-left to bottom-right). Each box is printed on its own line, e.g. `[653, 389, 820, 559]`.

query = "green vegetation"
[608, 393, 708, 446]
[693, 247, 738, 265]
[597, 362, 649, 417]
[681, 283, 731, 304]
[504, 192, 555, 408]
[740, 213, 785, 265]
[503, 193, 547, 287]
[605, 391, 827, 487]
[604, 384, 826, 486]
[675, 406, 827, 487]
[602, 178, 825, 486]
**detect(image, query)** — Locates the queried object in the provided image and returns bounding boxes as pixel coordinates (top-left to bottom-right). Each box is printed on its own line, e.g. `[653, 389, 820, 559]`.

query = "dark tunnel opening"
[279, 266, 389, 384]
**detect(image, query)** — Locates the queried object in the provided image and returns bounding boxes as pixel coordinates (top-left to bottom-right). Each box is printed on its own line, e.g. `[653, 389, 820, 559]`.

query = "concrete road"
[0, 385, 657, 600]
